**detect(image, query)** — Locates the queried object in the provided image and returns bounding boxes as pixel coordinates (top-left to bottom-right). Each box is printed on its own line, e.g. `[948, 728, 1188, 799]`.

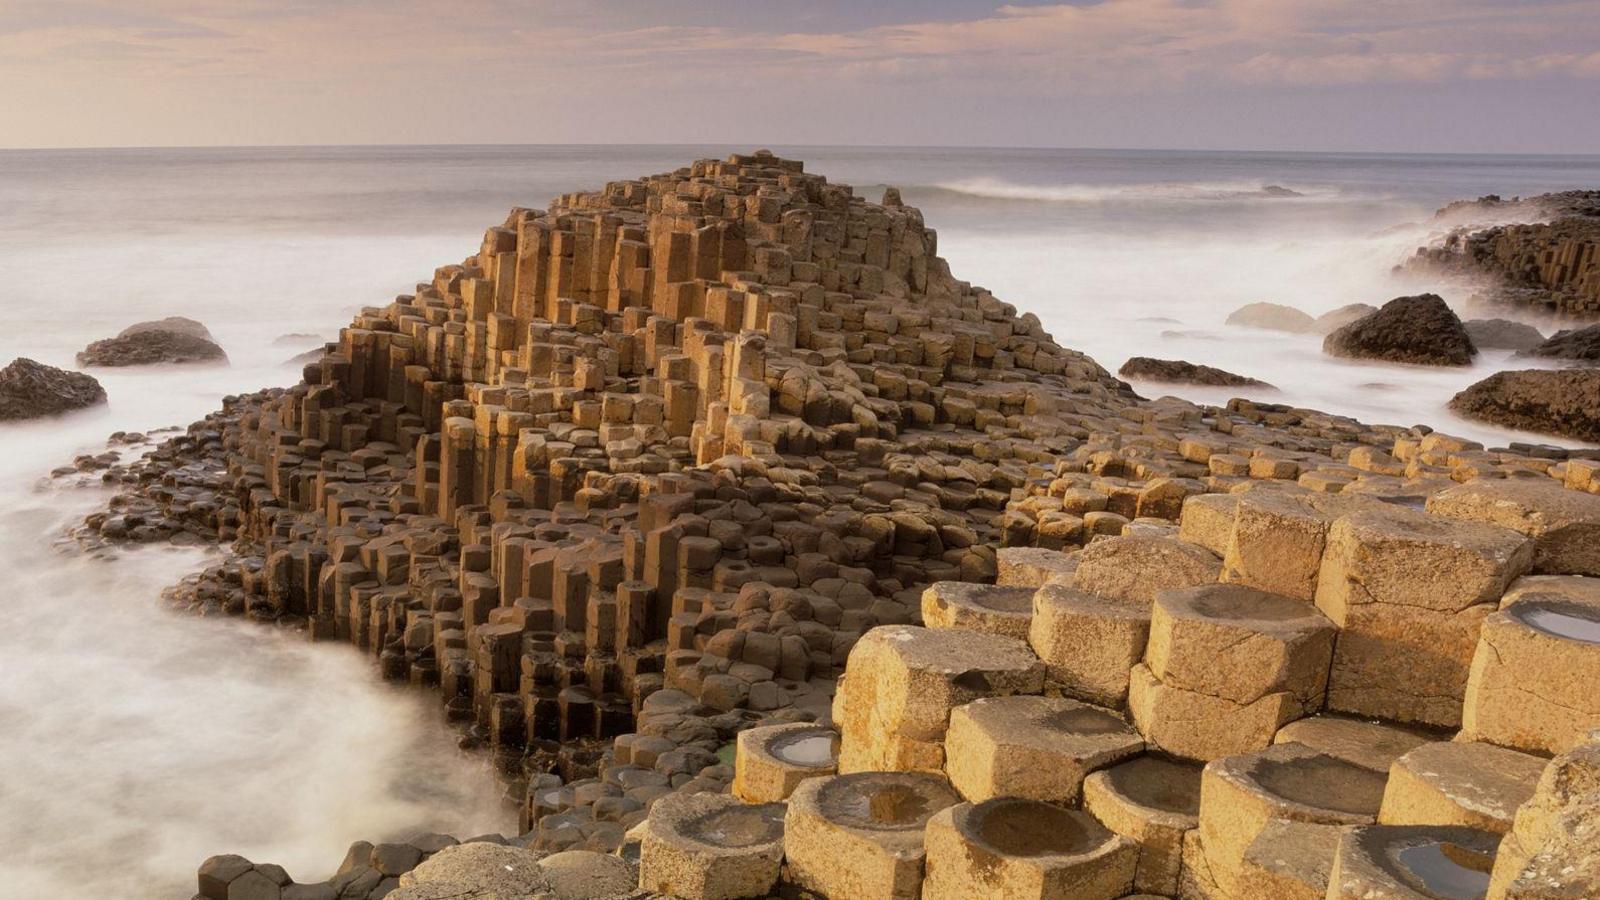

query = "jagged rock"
[1518, 323, 1600, 365]
[1117, 357, 1272, 389]
[1322, 293, 1476, 366]
[0, 357, 106, 421]
[77, 327, 227, 367]
[1225, 302, 1316, 333]
[1465, 318, 1546, 352]
[1314, 303, 1377, 334]
[1450, 369, 1600, 442]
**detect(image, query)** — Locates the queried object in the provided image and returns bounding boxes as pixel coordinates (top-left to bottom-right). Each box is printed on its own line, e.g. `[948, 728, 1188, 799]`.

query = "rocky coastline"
[58, 152, 1600, 899]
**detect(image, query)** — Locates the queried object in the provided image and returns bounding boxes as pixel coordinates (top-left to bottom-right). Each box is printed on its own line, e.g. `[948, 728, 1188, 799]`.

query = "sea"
[2, 144, 1598, 897]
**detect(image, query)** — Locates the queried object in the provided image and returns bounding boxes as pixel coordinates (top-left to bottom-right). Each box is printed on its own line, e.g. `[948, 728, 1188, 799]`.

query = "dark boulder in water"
[1464, 318, 1546, 352]
[77, 326, 227, 367]
[1450, 368, 1600, 442]
[1517, 323, 1600, 365]
[0, 357, 107, 421]
[1323, 294, 1476, 366]
[118, 316, 216, 343]
[1119, 357, 1273, 389]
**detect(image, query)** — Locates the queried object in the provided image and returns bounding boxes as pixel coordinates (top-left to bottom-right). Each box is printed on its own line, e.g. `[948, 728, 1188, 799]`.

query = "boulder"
[119, 316, 216, 342]
[0, 357, 106, 421]
[1225, 302, 1316, 333]
[78, 327, 226, 367]
[1449, 368, 1600, 443]
[1464, 318, 1546, 351]
[1322, 294, 1476, 366]
[1117, 357, 1273, 389]
[1313, 303, 1377, 334]
[1518, 322, 1600, 365]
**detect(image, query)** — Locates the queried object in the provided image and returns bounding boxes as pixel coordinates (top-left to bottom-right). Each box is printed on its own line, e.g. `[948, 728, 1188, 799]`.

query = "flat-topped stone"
[1071, 535, 1222, 605]
[835, 625, 1044, 773]
[1426, 478, 1600, 576]
[1380, 740, 1546, 834]
[1273, 715, 1437, 773]
[944, 695, 1142, 803]
[922, 798, 1137, 900]
[996, 546, 1079, 587]
[1083, 755, 1202, 895]
[1326, 824, 1499, 900]
[639, 792, 785, 900]
[732, 722, 838, 803]
[1028, 583, 1150, 708]
[1129, 661, 1300, 761]
[920, 581, 1035, 639]
[1223, 488, 1368, 601]
[1461, 591, 1600, 755]
[1236, 817, 1343, 900]
[784, 771, 961, 900]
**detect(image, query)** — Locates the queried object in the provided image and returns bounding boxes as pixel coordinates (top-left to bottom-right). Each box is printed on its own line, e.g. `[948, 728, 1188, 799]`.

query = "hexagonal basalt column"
[732, 722, 838, 803]
[1315, 503, 1532, 727]
[638, 793, 785, 900]
[1221, 489, 1362, 601]
[1082, 755, 1202, 896]
[1326, 825, 1499, 900]
[1198, 742, 1388, 897]
[943, 695, 1142, 803]
[1273, 715, 1435, 774]
[1427, 477, 1600, 576]
[783, 771, 961, 900]
[922, 798, 1138, 900]
[996, 546, 1079, 588]
[920, 581, 1035, 640]
[1028, 583, 1150, 709]
[1379, 740, 1546, 834]
[1459, 591, 1600, 755]
[835, 625, 1044, 774]
[1071, 535, 1222, 605]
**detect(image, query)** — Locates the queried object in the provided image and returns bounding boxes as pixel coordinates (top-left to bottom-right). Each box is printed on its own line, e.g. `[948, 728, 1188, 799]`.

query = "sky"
[1, 0, 1598, 153]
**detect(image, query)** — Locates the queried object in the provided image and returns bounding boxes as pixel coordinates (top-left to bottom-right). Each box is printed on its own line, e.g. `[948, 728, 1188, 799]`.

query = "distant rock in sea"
[1261, 185, 1304, 198]
[1119, 356, 1273, 389]
[1451, 368, 1600, 441]
[1464, 318, 1546, 352]
[1323, 294, 1476, 366]
[77, 319, 227, 367]
[0, 357, 106, 421]
[1225, 302, 1317, 333]
[1314, 303, 1378, 334]
[1517, 323, 1600, 365]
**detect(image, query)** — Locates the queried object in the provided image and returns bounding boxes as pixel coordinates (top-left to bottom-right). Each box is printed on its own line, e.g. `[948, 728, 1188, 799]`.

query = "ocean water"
[2, 144, 1599, 897]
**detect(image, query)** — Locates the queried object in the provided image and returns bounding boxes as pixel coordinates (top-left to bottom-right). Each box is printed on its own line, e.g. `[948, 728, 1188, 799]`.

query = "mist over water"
[2, 144, 1600, 898]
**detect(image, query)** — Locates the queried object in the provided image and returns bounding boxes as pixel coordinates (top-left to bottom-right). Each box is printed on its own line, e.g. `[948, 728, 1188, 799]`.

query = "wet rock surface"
[0, 356, 106, 421]
[1117, 356, 1273, 389]
[1323, 293, 1477, 366]
[1450, 368, 1600, 442]
[78, 322, 227, 367]
[1464, 318, 1546, 352]
[1517, 322, 1600, 365]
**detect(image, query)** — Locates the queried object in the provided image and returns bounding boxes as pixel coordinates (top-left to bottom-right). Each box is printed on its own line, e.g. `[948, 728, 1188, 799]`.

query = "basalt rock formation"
[0, 357, 106, 421]
[1323, 293, 1477, 366]
[1452, 369, 1600, 442]
[1408, 190, 1600, 319]
[63, 153, 1600, 900]
[78, 319, 227, 367]
[1466, 318, 1547, 352]
[1518, 322, 1600, 366]
[1117, 357, 1273, 390]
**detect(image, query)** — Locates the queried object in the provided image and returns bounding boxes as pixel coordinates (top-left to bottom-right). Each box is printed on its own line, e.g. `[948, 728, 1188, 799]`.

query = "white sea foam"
[929, 176, 1334, 204]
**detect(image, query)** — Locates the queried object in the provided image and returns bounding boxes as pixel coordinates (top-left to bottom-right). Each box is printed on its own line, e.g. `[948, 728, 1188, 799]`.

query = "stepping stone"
[996, 546, 1078, 587]
[1128, 661, 1299, 762]
[1316, 502, 1531, 727]
[1460, 589, 1600, 755]
[732, 722, 838, 803]
[1082, 755, 1202, 895]
[784, 771, 961, 900]
[1071, 535, 1222, 605]
[1380, 740, 1546, 834]
[1273, 715, 1436, 773]
[1028, 583, 1150, 708]
[944, 695, 1142, 803]
[1427, 477, 1600, 576]
[922, 797, 1138, 900]
[1178, 493, 1240, 556]
[1237, 818, 1342, 899]
[1198, 742, 1388, 897]
[920, 581, 1034, 639]
[1222, 489, 1364, 601]
[638, 793, 785, 900]
[1327, 824, 1499, 900]
[1147, 583, 1334, 711]
[834, 625, 1043, 773]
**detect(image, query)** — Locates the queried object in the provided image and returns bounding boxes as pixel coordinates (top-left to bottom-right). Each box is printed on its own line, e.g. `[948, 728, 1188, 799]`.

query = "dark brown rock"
[1465, 318, 1546, 352]
[78, 328, 227, 367]
[1323, 294, 1476, 366]
[1118, 357, 1273, 389]
[1517, 323, 1600, 366]
[0, 357, 107, 421]
[1450, 368, 1600, 441]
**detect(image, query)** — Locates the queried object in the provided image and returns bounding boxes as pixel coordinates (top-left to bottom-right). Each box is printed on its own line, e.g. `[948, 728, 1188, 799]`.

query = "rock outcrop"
[78, 320, 227, 367]
[1450, 368, 1600, 442]
[0, 357, 106, 421]
[1225, 302, 1316, 333]
[1118, 357, 1272, 389]
[1323, 293, 1477, 366]
[1314, 303, 1377, 335]
[1518, 323, 1600, 365]
[1466, 318, 1546, 352]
